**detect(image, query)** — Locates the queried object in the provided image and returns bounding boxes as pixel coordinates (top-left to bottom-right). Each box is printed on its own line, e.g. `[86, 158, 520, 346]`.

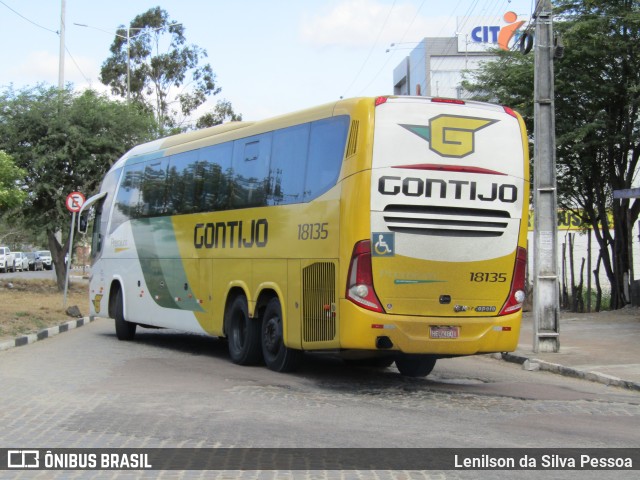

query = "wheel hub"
[264, 316, 281, 354]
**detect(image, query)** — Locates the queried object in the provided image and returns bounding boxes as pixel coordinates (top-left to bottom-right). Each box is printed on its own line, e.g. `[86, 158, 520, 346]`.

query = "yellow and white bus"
[80, 96, 529, 377]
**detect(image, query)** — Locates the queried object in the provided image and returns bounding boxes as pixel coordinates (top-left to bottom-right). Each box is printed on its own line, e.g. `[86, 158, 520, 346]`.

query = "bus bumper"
[337, 300, 521, 356]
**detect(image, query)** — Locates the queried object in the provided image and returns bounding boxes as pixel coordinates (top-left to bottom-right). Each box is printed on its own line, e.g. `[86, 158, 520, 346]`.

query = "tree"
[464, 0, 640, 309]
[0, 150, 26, 210]
[100, 7, 238, 134]
[0, 85, 156, 290]
[195, 99, 243, 129]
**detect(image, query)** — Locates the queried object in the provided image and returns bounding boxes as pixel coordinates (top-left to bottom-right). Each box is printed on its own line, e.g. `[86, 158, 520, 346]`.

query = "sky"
[0, 0, 535, 123]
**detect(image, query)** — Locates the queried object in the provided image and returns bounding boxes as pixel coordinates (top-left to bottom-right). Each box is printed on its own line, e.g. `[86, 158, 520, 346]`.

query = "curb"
[495, 352, 640, 392]
[0, 316, 94, 352]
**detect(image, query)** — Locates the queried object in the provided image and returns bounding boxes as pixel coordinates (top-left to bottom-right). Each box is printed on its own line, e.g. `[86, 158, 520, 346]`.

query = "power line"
[0, 0, 58, 35]
[65, 47, 91, 85]
[421, 1, 532, 96]
[0, 0, 95, 89]
[342, 0, 397, 98]
[428, 0, 514, 87]
[356, 0, 427, 95]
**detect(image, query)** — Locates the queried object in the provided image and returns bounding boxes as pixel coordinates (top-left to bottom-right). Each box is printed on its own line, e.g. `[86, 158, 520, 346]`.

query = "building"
[393, 11, 529, 99]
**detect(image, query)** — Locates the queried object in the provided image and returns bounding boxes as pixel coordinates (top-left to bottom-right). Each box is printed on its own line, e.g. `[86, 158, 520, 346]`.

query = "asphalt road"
[1, 317, 639, 479]
[0, 266, 88, 281]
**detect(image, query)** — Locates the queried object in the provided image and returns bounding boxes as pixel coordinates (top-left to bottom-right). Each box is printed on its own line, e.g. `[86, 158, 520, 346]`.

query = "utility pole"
[533, 0, 560, 352]
[127, 28, 131, 102]
[58, 0, 66, 89]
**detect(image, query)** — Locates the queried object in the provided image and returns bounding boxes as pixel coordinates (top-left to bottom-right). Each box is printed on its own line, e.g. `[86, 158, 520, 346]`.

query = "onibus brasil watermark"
[2, 448, 637, 471]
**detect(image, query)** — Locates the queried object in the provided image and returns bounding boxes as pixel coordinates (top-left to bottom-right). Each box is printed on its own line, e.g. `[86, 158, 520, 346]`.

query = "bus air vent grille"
[346, 120, 359, 157]
[302, 262, 336, 342]
[383, 204, 510, 237]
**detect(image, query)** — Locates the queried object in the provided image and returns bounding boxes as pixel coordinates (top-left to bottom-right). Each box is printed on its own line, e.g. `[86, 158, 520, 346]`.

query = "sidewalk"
[500, 308, 640, 391]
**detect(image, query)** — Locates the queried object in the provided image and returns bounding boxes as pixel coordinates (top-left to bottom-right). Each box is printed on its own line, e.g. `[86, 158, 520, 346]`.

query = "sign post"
[64, 192, 85, 308]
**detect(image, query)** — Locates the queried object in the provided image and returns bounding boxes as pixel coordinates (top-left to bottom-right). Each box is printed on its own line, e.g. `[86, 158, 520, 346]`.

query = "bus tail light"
[503, 106, 518, 118]
[346, 240, 384, 313]
[431, 97, 465, 105]
[499, 247, 527, 316]
[375, 96, 389, 106]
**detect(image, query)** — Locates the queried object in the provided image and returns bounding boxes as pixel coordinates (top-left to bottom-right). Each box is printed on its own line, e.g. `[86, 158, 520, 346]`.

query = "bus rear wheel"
[114, 289, 136, 341]
[225, 295, 262, 365]
[261, 298, 302, 373]
[395, 354, 437, 377]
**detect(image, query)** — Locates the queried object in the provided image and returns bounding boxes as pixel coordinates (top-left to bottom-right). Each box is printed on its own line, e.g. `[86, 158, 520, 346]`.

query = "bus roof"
[110, 96, 517, 170]
[112, 98, 359, 170]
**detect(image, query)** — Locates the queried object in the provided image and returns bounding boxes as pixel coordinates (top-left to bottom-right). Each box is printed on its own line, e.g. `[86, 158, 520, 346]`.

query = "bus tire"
[261, 298, 301, 373]
[395, 354, 437, 377]
[226, 295, 263, 365]
[114, 289, 137, 341]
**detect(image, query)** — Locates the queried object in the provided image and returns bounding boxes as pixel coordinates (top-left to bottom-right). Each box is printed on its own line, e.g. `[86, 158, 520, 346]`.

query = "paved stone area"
[510, 310, 640, 390]
[1, 318, 639, 479]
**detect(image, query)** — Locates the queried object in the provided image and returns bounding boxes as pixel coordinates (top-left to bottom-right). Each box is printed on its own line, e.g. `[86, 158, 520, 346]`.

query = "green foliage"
[0, 150, 26, 210]
[99, 6, 235, 133]
[462, 49, 534, 133]
[195, 99, 243, 129]
[463, 0, 640, 308]
[0, 85, 156, 288]
[0, 85, 156, 232]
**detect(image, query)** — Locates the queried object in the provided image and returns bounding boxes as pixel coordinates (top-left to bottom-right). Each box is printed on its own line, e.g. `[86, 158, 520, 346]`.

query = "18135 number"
[469, 272, 507, 283]
[297, 223, 329, 240]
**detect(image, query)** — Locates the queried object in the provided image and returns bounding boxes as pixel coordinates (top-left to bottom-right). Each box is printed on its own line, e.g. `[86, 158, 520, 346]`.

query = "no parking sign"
[63, 191, 85, 308]
[65, 191, 85, 213]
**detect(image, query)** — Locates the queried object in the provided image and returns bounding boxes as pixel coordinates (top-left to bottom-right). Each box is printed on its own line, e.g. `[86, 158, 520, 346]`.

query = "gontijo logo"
[400, 115, 497, 158]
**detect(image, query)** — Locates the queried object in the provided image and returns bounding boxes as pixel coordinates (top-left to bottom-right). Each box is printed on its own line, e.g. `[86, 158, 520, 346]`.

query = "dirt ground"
[0, 278, 88, 342]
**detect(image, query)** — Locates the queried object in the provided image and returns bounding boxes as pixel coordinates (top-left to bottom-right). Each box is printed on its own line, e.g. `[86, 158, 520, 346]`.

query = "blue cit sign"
[372, 232, 395, 257]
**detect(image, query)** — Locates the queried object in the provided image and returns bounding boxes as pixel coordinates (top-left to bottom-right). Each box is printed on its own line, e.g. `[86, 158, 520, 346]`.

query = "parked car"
[25, 252, 44, 271]
[36, 250, 53, 270]
[12, 252, 29, 272]
[0, 246, 15, 273]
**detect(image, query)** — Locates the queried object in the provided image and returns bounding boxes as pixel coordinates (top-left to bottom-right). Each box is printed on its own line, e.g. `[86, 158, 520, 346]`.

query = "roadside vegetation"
[0, 278, 88, 341]
[0, 6, 240, 292]
[463, 0, 640, 310]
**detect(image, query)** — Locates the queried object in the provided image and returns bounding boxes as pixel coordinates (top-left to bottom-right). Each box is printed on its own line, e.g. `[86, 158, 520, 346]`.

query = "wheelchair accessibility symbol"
[372, 232, 395, 257]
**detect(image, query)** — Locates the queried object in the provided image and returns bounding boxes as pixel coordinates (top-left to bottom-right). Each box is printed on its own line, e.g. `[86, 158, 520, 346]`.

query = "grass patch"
[583, 290, 612, 311]
[0, 278, 89, 341]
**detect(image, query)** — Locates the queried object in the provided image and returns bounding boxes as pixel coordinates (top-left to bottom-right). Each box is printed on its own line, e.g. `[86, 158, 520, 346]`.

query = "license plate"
[430, 326, 459, 339]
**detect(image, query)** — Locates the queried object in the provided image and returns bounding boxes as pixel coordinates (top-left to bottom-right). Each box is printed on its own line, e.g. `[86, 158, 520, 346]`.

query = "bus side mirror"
[78, 213, 89, 234]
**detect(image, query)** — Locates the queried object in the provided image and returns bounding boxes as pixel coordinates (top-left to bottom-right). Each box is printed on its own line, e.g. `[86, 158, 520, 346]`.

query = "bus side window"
[112, 163, 144, 231]
[141, 158, 169, 216]
[269, 124, 308, 206]
[304, 116, 350, 201]
[200, 142, 233, 212]
[231, 133, 271, 209]
[166, 151, 199, 215]
[99, 168, 120, 238]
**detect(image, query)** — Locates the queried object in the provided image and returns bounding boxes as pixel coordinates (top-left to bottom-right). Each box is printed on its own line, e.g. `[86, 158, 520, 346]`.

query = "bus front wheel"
[114, 289, 136, 341]
[261, 298, 302, 373]
[225, 295, 262, 365]
[395, 354, 437, 377]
